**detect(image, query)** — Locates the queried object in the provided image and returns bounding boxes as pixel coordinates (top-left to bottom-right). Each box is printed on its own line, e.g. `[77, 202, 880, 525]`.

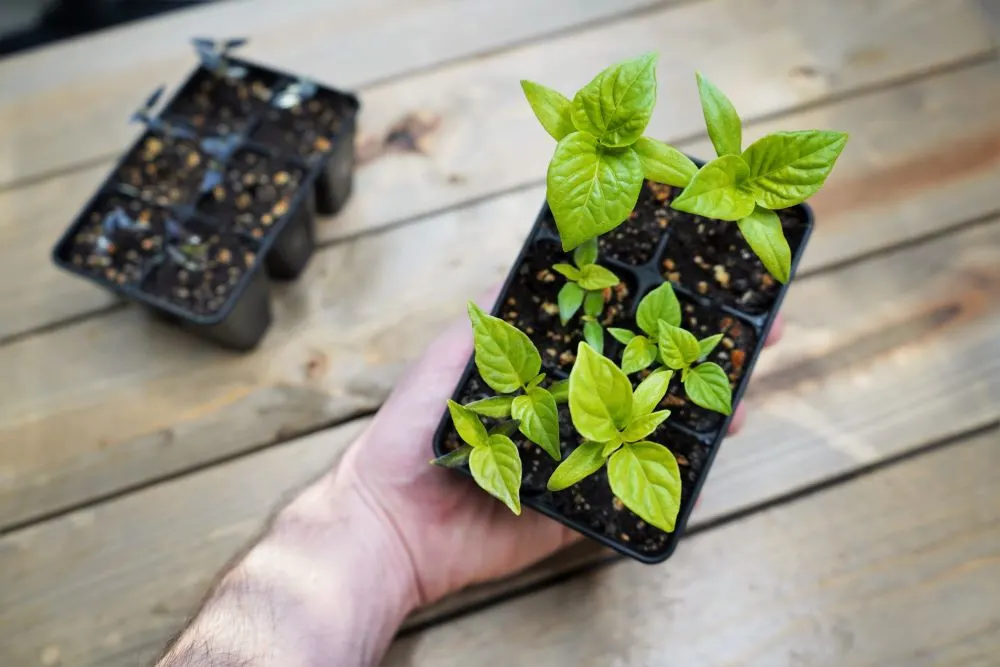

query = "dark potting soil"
[659, 202, 808, 315]
[657, 295, 758, 433]
[250, 90, 351, 162]
[196, 150, 305, 240]
[167, 68, 278, 138]
[115, 135, 208, 206]
[442, 371, 710, 555]
[501, 240, 634, 373]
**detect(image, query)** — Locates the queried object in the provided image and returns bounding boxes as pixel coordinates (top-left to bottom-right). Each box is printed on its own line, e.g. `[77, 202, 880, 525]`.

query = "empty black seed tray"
[52, 45, 359, 350]
[433, 178, 814, 564]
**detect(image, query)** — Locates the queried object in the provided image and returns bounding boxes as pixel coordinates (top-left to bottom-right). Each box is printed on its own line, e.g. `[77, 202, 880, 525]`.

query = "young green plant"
[432, 302, 568, 514]
[671, 72, 848, 283]
[521, 54, 697, 251]
[608, 282, 732, 416]
[547, 343, 682, 533]
[552, 238, 620, 354]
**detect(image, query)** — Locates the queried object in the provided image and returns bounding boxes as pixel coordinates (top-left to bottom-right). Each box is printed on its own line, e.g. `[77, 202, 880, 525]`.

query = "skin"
[157, 308, 783, 666]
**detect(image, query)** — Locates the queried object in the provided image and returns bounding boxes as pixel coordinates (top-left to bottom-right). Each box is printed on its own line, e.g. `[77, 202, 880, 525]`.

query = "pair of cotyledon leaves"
[522, 54, 847, 282]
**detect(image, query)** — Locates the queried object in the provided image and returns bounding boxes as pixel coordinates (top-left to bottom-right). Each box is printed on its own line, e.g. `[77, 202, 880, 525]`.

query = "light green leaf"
[608, 327, 636, 345]
[578, 264, 620, 291]
[490, 420, 520, 438]
[633, 136, 697, 187]
[670, 154, 756, 221]
[548, 379, 569, 404]
[683, 362, 733, 415]
[569, 342, 633, 442]
[431, 444, 473, 469]
[583, 290, 605, 318]
[697, 333, 724, 360]
[583, 320, 604, 355]
[636, 281, 680, 336]
[607, 441, 682, 533]
[602, 435, 625, 458]
[527, 373, 545, 389]
[468, 302, 542, 393]
[738, 205, 792, 283]
[621, 335, 657, 375]
[657, 320, 700, 370]
[448, 399, 489, 448]
[469, 434, 523, 515]
[552, 263, 581, 281]
[573, 238, 599, 267]
[743, 130, 848, 209]
[620, 409, 671, 443]
[570, 52, 658, 147]
[512, 387, 561, 461]
[632, 368, 672, 417]
[696, 72, 742, 157]
[464, 395, 514, 419]
[547, 132, 644, 250]
[557, 282, 585, 325]
[520, 80, 575, 141]
[547, 440, 607, 492]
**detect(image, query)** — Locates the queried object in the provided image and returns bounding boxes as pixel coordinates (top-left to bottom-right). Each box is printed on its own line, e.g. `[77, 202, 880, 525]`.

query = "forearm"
[157, 461, 419, 667]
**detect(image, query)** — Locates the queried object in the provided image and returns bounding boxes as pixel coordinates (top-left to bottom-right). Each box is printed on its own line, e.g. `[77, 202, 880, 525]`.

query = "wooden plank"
[0, 0, 667, 189]
[3, 31, 998, 342]
[386, 428, 1000, 666]
[2, 113, 999, 531]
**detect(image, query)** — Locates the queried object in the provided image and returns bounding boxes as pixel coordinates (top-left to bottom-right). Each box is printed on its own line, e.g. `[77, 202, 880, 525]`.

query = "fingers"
[765, 314, 784, 347]
[727, 402, 746, 435]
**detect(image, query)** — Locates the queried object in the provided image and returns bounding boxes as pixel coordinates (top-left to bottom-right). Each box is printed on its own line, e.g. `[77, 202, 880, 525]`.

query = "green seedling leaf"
[684, 362, 733, 415]
[549, 379, 569, 403]
[448, 399, 489, 448]
[739, 205, 792, 283]
[464, 395, 514, 419]
[633, 136, 697, 187]
[657, 320, 701, 370]
[552, 263, 581, 281]
[571, 53, 658, 147]
[527, 373, 546, 389]
[547, 440, 607, 492]
[583, 320, 605, 355]
[569, 342, 633, 442]
[602, 436, 625, 458]
[671, 154, 755, 221]
[696, 72, 742, 157]
[547, 132, 644, 250]
[512, 386, 561, 461]
[608, 327, 636, 345]
[743, 130, 848, 209]
[431, 444, 473, 469]
[583, 290, 605, 318]
[621, 409, 671, 443]
[697, 333, 724, 360]
[557, 282, 585, 325]
[490, 420, 521, 438]
[520, 80, 576, 141]
[632, 368, 673, 417]
[578, 264, 620, 291]
[621, 335, 657, 375]
[636, 281, 681, 336]
[468, 302, 542, 393]
[608, 441, 682, 533]
[469, 434, 523, 515]
[573, 238, 599, 267]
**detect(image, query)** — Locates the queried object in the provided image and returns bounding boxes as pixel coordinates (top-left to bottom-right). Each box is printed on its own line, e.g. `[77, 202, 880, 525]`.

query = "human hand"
[340, 296, 785, 608]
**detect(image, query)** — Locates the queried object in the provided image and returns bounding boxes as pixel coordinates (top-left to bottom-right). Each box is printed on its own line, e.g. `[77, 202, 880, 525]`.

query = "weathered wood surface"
[2, 0, 997, 341]
[0, 0, 668, 189]
[3, 67, 999, 528]
[1, 219, 996, 667]
[387, 428, 1000, 666]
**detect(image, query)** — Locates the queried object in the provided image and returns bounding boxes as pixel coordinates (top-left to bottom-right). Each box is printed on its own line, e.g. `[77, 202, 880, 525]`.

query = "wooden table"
[1, 1, 999, 664]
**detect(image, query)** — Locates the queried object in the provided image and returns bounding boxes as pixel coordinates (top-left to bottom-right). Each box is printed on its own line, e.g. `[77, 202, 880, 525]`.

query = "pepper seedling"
[130, 85, 197, 142]
[671, 72, 848, 283]
[273, 77, 318, 110]
[608, 282, 732, 415]
[547, 343, 682, 533]
[192, 37, 249, 80]
[552, 238, 620, 354]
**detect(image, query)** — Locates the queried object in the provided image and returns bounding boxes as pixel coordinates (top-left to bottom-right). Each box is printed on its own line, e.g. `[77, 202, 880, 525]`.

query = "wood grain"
[4, 34, 998, 341]
[386, 428, 1000, 667]
[0, 221, 996, 667]
[0, 0, 669, 189]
